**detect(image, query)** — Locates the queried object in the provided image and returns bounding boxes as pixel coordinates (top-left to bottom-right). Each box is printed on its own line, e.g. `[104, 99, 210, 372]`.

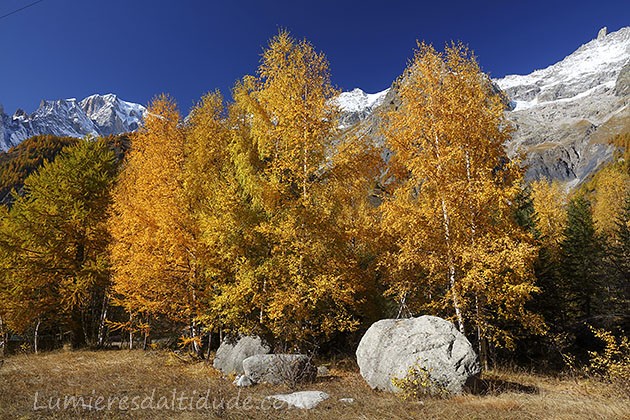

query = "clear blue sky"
[0, 0, 628, 114]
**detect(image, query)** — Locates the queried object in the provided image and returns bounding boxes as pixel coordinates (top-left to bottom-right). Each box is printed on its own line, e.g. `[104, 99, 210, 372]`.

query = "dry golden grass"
[0, 350, 628, 419]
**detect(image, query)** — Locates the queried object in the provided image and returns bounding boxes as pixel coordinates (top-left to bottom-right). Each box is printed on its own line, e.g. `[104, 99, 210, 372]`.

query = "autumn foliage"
[0, 32, 627, 371]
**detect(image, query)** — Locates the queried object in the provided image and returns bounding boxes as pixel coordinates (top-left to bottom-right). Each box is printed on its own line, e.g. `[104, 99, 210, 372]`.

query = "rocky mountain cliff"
[0, 94, 146, 152]
[339, 26, 630, 186]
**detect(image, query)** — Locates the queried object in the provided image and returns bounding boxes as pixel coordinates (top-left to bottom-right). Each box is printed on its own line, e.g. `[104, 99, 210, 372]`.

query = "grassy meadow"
[1, 349, 628, 419]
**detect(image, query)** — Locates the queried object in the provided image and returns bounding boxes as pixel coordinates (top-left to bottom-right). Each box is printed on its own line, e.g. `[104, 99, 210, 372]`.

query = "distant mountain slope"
[0, 94, 146, 152]
[494, 26, 630, 185]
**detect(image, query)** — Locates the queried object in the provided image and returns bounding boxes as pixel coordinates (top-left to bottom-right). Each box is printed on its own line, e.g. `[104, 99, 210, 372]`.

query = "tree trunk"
[128, 313, 134, 350]
[205, 332, 212, 361]
[143, 330, 149, 351]
[34, 319, 41, 354]
[260, 279, 266, 323]
[70, 309, 86, 349]
[441, 198, 465, 334]
[396, 292, 411, 319]
[97, 293, 109, 347]
[191, 321, 200, 356]
[82, 311, 90, 347]
[475, 295, 489, 370]
[465, 151, 485, 362]
[434, 135, 465, 334]
[0, 315, 5, 358]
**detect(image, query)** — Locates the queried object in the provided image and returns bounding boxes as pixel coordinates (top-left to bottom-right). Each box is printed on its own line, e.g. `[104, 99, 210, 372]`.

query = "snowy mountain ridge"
[1, 26, 628, 186]
[336, 88, 390, 113]
[495, 26, 629, 111]
[0, 94, 146, 152]
[335, 88, 390, 129]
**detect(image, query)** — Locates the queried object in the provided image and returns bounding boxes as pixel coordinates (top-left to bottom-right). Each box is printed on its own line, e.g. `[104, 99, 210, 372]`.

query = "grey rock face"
[79, 94, 146, 136]
[356, 316, 480, 395]
[213, 336, 270, 375]
[242, 354, 316, 385]
[616, 60, 630, 97]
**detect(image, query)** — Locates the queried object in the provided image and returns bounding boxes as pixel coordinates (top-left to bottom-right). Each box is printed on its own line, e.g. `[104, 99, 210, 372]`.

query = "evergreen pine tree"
[608, 193, 630, 330]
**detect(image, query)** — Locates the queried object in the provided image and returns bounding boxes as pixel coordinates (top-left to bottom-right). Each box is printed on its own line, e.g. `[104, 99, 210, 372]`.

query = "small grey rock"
[233, 374, 253, 387]
[243, 354, 316, 385]
[317, 366, 330, 377]
[268, 391, 329, 409]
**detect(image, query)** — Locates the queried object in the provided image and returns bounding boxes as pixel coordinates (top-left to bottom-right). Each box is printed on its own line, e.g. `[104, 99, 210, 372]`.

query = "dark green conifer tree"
[560, 196, 603, 327]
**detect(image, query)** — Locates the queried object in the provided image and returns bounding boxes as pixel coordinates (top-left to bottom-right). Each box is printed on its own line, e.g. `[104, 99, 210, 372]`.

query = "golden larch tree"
[217, 31, 369, 348]
[592, 167, 630, 236]
[531, 179, 568, 254]
[109, 95, 201, 348]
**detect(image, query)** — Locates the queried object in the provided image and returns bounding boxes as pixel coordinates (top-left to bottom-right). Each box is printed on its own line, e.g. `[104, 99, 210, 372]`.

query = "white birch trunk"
[205, 332, 212, 360]
[442, 198, 465, 334]
[34, 318, 41, 354]
[465, 150, 486, 367]
[435, 133, 465, 334]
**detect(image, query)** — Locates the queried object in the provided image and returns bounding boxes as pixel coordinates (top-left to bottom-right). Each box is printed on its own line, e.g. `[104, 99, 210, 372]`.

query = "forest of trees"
[0, 32, 628, 371]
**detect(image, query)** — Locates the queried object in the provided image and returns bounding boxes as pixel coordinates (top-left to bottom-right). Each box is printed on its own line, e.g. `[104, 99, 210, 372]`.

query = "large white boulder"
[213, 336, 270, 375]
[356, 315, 480, 395]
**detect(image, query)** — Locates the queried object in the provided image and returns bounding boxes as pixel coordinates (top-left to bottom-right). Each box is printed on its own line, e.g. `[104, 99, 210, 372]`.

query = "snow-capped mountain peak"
[336, 88, 390, 113]
[80, 94, 146, 136]
[335, 87, 390, 128]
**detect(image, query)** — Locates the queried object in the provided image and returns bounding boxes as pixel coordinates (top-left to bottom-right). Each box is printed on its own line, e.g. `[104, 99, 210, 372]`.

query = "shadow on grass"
[466, 375, 539, 396]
